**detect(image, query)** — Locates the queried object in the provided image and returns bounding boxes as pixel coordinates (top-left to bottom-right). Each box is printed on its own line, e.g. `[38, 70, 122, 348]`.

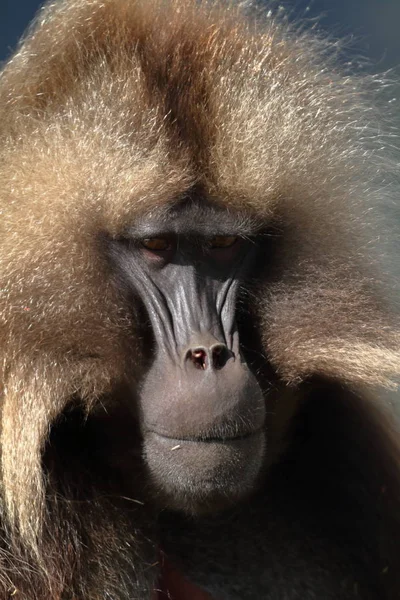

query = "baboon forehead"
[0, 0, 369, 233]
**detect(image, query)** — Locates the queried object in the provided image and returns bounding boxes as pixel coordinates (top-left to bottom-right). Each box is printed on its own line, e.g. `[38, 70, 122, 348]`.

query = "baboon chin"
[1, 0, 400, 599]
[143, 431, 266, 514]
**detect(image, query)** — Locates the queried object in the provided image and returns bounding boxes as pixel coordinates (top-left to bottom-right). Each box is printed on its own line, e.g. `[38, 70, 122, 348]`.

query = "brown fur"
[0, 1, 399, 598]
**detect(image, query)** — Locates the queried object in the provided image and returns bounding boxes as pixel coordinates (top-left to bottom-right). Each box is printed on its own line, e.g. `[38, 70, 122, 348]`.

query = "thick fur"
[0, 0, 400, 598]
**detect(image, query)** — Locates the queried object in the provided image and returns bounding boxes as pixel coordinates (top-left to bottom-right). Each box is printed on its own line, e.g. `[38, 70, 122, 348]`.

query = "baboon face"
[108, 201, 268, 513]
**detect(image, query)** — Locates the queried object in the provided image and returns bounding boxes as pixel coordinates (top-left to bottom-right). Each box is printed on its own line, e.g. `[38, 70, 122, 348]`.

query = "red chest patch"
[154, 555, 213, 600]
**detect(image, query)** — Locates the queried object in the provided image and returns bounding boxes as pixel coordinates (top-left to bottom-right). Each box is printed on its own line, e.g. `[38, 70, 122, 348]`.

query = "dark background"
[1, 0, 400, 70]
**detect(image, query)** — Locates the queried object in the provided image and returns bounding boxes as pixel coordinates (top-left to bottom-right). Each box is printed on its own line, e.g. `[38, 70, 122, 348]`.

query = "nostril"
[212, 344, 231, 370]
[185, 344, 232, 370]
[187, 348, 208, 370]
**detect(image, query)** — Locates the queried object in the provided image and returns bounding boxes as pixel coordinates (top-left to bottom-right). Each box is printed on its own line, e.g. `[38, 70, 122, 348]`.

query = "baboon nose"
[185, 343, 232, 371]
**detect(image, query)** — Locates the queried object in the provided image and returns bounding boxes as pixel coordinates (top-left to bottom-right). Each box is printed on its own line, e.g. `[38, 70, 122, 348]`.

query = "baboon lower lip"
[143, 430, 266, 512]
[147, 429, 263, 443]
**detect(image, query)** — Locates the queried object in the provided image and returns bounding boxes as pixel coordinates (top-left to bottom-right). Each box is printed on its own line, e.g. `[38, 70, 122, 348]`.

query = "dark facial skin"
[110, 202, 266, 513]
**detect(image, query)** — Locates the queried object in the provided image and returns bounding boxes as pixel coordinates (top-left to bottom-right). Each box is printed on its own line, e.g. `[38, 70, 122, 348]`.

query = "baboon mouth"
[147, 429, 262, 444]
[143, 430, 266, 514]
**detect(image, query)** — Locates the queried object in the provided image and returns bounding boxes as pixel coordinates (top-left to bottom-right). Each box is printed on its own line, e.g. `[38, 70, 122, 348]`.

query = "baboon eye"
[209, 236, 238, 249]
[141, 238, 170, 251]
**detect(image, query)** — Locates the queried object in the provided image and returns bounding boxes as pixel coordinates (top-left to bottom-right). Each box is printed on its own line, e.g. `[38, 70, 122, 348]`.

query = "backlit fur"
[0, 0, 399, 598]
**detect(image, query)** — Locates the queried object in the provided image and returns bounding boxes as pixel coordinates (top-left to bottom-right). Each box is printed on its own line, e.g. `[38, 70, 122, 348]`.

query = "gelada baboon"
[0, 0, 400, 598]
